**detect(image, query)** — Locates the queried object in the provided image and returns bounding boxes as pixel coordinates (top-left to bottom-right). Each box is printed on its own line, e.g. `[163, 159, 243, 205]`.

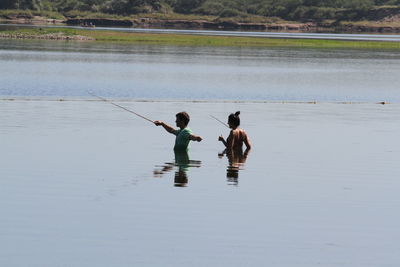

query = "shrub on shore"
[1, 0, 400, 23]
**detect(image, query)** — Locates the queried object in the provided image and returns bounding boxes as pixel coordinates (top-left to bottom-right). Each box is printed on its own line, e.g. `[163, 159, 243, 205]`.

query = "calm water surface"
[1, 39, 400, 266]
[1, 39, 400, 102]
[1, 100, 400, 266]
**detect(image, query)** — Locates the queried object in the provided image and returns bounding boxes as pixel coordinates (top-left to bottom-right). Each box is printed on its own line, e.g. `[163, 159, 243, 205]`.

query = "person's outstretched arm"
[189, 134, 202, 142]
[154, 121, 176, 134]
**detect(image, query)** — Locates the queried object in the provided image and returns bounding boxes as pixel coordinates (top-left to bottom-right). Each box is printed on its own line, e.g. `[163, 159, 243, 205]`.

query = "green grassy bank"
[1, 27, 400, 50]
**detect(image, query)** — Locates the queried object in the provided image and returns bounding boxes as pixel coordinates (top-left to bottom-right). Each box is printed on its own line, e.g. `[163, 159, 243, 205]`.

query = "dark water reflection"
[153, 149, 201, 187]
[219, 148, 250, 186]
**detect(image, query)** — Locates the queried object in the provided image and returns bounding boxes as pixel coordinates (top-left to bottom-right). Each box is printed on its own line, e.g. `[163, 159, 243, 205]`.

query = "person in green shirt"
[154, 111, 202, 150]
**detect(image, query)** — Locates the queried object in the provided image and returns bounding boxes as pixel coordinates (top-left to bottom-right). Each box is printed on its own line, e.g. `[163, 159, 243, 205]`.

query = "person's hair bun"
[234, 111, 240, 116]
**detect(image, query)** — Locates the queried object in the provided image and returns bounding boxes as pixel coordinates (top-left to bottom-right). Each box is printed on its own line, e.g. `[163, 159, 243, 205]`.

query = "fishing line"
[88, 91, 154, 123]
[210, 115, 229, 128]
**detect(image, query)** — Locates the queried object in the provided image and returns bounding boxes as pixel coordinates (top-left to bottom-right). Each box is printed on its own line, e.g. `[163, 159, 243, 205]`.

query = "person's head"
[175, 112, 190, 128]
[228, 111, 240, 129]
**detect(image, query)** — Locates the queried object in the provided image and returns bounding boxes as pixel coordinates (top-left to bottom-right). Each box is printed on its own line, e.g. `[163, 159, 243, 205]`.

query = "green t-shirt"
[174, 127, 192, 150]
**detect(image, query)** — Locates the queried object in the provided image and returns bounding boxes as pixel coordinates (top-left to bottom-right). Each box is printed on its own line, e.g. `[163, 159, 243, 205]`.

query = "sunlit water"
[1, 39, 400, 266]
[1, 39, 400, 102]
[1, 100, 400, 266]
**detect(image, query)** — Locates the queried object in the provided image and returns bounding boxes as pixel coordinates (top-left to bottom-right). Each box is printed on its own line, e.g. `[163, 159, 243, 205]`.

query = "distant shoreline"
[66, 18, 400, 34]
[0, 31, 94, 41]
[1, 24, 400, 50]
[2, 15, 400, 34]
[0, 97, 393, 105]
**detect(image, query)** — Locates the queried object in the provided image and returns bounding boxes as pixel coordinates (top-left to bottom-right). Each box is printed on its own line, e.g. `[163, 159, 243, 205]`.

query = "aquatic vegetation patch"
[1, 27, 400, 49]
[0, 28, 94, 40]
[82, 29, 400, 49]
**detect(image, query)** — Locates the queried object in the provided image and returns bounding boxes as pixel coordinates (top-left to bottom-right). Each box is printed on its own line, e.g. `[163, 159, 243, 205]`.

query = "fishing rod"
[88, 91, 154, 124]
[210, 115, 229, 128]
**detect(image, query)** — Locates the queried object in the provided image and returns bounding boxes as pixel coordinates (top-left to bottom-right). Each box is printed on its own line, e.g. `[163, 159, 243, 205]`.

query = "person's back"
[228, 128, 250, 151]
[219, 111, 251, 151]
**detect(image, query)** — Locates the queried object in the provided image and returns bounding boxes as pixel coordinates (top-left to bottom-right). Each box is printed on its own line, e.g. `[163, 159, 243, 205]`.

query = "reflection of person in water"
[174, 149, 190, 187]
[153, 149, 201, 187]
[218, 111, 251, 185]
[220, 147, 250, 185]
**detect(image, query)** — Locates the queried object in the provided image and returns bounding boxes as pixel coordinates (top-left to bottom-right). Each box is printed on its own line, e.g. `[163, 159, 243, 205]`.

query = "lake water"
[1, 39, 400, 266]
[1, 39, 400, 102]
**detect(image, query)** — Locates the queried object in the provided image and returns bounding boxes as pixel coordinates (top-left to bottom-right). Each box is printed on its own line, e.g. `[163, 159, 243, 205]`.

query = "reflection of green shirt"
[173, 127, 192, 150]
[174, 149, 190, 172]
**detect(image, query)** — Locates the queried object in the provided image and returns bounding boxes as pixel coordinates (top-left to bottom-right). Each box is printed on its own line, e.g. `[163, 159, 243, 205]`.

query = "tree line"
[1, 0, 399, 21]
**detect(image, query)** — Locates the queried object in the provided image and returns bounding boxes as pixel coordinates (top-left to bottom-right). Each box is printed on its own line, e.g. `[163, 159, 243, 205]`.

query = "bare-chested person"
[218, 111, 251, 151]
